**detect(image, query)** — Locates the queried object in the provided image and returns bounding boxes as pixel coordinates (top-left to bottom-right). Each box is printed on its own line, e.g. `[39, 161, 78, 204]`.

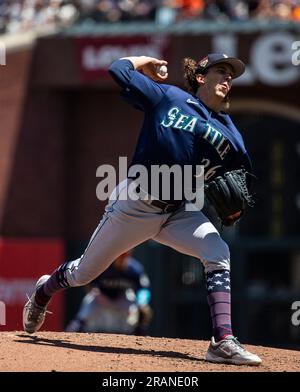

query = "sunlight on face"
[204, 63, 234, 99]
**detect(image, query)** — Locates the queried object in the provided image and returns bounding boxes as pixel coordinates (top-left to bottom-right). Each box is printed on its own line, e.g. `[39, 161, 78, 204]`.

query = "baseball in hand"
[156, 65, 168, 77]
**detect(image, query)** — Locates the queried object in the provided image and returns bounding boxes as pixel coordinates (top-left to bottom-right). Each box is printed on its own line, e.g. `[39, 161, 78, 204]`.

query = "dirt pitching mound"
[0, 332, 299, 372]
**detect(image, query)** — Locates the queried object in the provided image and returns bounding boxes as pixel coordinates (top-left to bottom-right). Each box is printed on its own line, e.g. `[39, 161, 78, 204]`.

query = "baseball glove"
[204, 169, 255, 226]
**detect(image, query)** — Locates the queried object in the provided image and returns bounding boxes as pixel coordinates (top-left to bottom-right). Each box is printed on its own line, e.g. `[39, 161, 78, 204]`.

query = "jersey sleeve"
[126, 257, 151, 305]
[108, 59, 166, 111]
[136, 288, 151, 306]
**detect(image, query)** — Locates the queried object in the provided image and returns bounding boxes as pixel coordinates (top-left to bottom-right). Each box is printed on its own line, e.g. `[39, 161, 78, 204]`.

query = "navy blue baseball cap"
[196, 53, 245, 79]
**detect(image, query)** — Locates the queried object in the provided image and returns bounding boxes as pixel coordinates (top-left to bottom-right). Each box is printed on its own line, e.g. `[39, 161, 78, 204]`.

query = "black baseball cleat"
[23, 275, 51, 334]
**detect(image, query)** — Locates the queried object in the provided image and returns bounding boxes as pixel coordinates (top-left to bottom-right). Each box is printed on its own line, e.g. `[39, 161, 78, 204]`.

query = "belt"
[135, 184, 183, 213]
[145, 198, 183, 213]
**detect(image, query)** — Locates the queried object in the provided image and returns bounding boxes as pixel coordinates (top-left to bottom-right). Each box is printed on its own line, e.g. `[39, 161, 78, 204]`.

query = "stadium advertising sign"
[76, 36, 170, 82]
[213, 32, 300, 87]
[76, 32, 299, 86]
[0, 239, 64, 331]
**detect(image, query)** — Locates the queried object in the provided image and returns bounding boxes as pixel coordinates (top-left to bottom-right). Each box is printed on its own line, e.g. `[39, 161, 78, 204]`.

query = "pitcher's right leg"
[23, 186, 168, 333]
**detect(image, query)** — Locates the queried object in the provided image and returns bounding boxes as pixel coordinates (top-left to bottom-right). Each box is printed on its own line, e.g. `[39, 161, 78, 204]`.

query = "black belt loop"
[149, 199, 182, 213]
[136, 185, 183, 213]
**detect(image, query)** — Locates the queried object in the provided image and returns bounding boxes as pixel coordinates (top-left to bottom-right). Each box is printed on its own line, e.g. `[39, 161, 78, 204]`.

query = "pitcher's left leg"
[154, 207, 261, 365]
[154, 207, 230, 273]
[154, 207, 232, 339]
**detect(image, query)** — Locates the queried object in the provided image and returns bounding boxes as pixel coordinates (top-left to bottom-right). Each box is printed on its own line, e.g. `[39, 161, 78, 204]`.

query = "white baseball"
[157, 65, 168, 76]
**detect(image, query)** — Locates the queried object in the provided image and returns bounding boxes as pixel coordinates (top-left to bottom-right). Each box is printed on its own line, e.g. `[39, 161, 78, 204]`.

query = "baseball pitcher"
[23, 53, 261, 365]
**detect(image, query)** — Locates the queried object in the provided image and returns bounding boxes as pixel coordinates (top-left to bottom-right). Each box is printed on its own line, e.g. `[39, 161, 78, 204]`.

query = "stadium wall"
[0, 29, 299, 341]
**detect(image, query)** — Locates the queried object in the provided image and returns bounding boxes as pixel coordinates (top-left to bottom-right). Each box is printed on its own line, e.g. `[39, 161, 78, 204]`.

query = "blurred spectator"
[292, 4, 300, 19]
[1, 1, 299, 36]
[273, 0, 294, 20]
[176, 0, 205, 19]
[65, 251, 152, 335]
[248, 0, 298, 20]
[0, 0, 79, 34]
[156, 0, 182, 25]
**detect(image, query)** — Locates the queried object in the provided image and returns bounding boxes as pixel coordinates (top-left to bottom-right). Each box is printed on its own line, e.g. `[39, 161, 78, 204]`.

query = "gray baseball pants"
[65, 180, 230, 287]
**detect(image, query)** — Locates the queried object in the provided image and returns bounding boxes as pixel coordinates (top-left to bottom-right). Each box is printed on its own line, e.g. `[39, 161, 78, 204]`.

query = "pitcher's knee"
[198, 237, 230, 273]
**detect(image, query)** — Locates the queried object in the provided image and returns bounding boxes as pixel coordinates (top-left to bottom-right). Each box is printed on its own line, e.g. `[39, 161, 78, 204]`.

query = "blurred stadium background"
[0, 0, 300, 349]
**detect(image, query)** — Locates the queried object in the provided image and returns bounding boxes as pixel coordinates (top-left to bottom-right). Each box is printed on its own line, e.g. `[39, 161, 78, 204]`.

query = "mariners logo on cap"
[198, 56, 208, 67]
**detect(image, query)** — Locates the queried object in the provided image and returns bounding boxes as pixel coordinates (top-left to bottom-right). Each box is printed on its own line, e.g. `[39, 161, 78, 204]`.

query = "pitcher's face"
[198, 63, 233, 100]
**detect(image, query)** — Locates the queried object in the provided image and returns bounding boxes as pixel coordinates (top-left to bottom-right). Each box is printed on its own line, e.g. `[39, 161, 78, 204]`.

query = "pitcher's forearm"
[120, 56, 166, 70]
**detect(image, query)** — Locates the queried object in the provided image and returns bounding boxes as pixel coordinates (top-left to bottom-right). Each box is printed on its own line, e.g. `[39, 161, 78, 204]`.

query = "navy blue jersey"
[109, 59, 252, 201]
[91, 257, 150, 303]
